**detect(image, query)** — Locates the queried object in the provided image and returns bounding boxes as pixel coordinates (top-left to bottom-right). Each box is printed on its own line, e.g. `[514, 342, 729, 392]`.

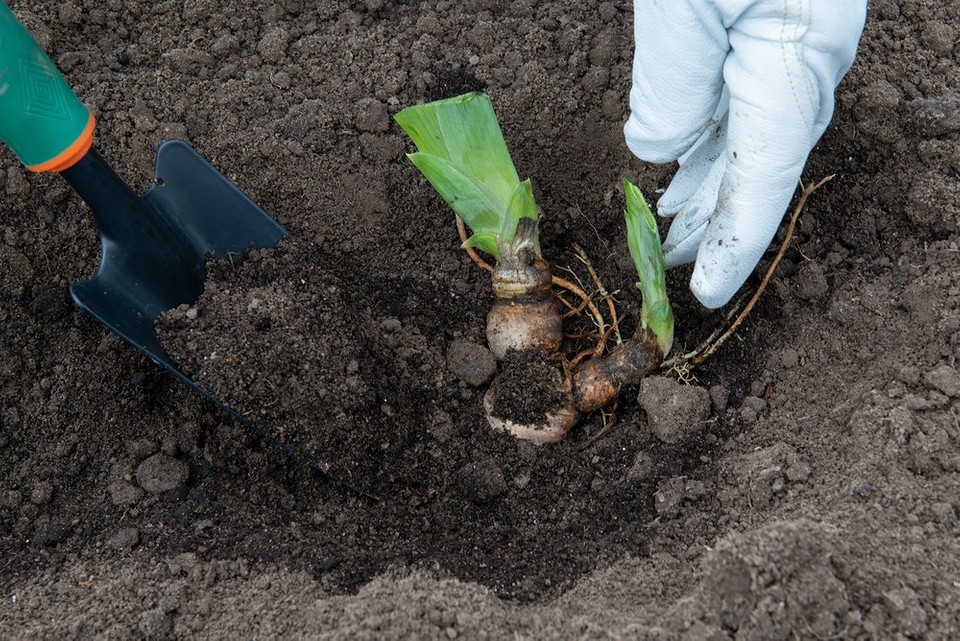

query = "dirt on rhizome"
[2, 1, 960, 639]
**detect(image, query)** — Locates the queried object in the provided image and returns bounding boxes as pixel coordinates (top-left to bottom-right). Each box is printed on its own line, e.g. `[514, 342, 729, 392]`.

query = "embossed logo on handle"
[19, 58, 68, 119]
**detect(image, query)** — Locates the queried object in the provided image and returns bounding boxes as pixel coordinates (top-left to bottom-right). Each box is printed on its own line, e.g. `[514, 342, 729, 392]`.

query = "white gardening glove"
[624, 0, 867, 308]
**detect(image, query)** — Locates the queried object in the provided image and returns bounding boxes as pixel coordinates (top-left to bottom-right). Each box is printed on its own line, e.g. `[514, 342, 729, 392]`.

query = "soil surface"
[3, 1, 960, 638]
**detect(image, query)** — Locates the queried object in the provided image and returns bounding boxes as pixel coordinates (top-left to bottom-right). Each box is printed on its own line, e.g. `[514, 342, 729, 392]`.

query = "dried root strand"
[663, 174, 834, 372]
[456, 215, 493, 273]
[551, 275, 608, 358]
[573, 243, 621, 346]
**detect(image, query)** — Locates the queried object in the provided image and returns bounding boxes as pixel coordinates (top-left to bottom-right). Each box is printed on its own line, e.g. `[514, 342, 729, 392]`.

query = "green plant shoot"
[624, 180, 674, 356]
[394, 92, 538, 261]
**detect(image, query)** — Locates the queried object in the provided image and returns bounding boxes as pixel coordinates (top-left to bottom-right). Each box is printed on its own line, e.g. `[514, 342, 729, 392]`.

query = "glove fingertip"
[662, 217, 706, 269]
[662, 243, 698, 269]
[657, 202, 681, 219]
[689, 240, 746, 308]
[689, 272, 736, 310]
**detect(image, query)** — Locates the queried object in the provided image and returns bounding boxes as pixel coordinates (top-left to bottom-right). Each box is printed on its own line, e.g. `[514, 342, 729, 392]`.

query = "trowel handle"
[0, 2, 94, 172]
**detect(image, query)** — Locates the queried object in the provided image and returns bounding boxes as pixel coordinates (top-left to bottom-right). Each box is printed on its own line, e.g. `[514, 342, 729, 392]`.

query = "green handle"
[0, 2, 93, 171]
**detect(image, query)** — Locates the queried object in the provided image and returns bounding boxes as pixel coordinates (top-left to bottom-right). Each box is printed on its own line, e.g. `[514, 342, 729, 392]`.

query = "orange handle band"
[26, 113, 96, 173]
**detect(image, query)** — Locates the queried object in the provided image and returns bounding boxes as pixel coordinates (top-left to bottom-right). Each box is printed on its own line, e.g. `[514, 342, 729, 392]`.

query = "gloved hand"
[624, 0, 867, 308]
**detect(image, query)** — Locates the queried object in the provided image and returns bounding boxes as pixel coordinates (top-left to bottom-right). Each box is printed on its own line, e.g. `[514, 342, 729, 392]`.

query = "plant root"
[581, 402, 619, 449]
[568, 313, 625, 369]
[456, 215, 493, 273]
[662, 174, 834, 372]
[573, 243, 622, 346]
[551, 275, 607, 357]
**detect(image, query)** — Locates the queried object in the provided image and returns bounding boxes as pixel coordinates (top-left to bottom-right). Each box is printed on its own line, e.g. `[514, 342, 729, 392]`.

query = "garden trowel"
[0, 4, 363, 491]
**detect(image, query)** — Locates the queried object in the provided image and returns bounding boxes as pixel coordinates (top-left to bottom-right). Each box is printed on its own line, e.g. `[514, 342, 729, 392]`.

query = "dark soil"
[485, 350, 570, 426]
[3, 1, 960, 638]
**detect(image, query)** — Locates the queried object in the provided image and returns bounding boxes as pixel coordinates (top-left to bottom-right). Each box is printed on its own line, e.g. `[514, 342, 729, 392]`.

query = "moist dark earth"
[2, 1, 960, 638]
